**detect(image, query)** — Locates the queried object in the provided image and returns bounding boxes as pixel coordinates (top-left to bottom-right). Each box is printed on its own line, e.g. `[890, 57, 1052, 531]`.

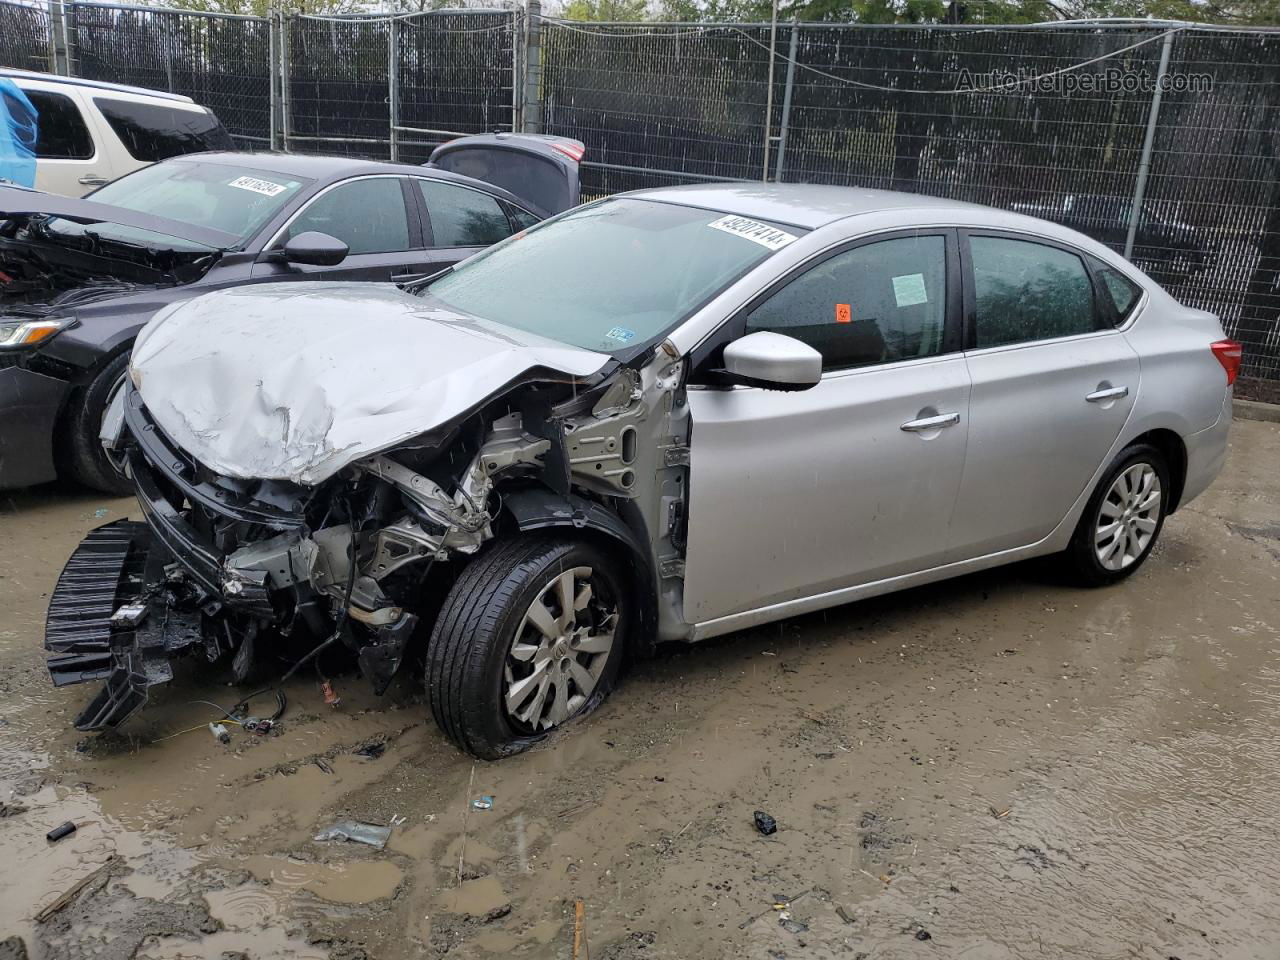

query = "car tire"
[1063, 443, 1170, 587]
[64, 351, 133, 496]
[426, 534, 629, 759]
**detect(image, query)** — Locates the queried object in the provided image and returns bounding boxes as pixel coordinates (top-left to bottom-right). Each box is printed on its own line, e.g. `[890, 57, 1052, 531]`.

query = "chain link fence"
[1, 0, 1278, 381]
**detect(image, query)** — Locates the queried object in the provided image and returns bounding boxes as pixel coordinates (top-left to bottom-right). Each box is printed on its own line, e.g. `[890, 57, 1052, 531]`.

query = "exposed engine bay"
[46, 340, 690, 731]
[0, 214, 217, 306]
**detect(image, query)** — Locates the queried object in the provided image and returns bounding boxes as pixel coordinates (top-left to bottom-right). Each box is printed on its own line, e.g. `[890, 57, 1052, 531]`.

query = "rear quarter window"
[93, 97, 234, 162]
[1094, 263, 1144, 325]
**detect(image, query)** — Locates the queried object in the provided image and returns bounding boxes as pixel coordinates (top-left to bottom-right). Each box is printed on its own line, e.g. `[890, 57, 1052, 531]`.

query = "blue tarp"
[0, 79, 38, 188]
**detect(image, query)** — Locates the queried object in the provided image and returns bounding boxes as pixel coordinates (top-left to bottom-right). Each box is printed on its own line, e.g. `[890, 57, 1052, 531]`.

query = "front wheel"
[64, 352, 133, 496]
[1063, 443, 1170, 586]
[426, 535, 629, 759]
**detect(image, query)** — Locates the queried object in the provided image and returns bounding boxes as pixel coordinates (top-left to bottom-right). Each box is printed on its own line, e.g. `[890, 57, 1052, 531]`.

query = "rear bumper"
[1180, 389, 1232, 509]
[0, 364, 68, 489]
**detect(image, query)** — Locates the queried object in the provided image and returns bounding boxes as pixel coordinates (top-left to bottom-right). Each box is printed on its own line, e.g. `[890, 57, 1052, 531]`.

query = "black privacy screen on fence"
[1, 1, 1278, 381]
[73, 4, 272, 147]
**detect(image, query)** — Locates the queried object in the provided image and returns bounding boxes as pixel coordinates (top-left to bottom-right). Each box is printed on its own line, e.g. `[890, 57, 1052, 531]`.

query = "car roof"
[626, 183, 995, 231]
[0, 68, 196, 105]
[171, 152, 538, 209]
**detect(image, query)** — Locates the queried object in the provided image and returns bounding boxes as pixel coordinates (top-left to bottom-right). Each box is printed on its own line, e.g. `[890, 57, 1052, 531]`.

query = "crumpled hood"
[130, 283, 610, 485]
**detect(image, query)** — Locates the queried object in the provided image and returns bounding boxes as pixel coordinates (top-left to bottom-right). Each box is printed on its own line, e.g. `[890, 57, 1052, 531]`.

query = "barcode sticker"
[707, 215, 798, 250]
[228, 175, 288, 197]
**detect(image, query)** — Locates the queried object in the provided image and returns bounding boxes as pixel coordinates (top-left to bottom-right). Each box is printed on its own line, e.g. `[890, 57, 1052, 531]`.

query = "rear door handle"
[78, 175, 109, 186]
[1086, 386, 1129, 403]
[901, 412, 961, 433]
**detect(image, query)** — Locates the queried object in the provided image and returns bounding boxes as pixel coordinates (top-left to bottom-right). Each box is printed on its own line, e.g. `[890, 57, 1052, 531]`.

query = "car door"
[259, 175, 425, 282]
[409, 177, 524, 280]
[14, 82, 105, 196]
[948, 231, 1141, 559]
[681, 230, 972, 625]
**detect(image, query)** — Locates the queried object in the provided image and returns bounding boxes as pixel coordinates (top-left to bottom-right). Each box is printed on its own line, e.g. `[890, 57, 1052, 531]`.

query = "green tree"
[562, 0, 651, 19]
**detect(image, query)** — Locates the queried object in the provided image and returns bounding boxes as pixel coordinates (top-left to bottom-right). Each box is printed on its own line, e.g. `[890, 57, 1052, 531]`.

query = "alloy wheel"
[504, 565, 617, 731]
[1094, 462, 1162, 571]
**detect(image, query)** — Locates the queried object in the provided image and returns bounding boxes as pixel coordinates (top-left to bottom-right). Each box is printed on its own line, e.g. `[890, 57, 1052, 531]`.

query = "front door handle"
[77, 174, 109, 186]
[901, 412, 961, 433]
[1086, 385, 1129, 403]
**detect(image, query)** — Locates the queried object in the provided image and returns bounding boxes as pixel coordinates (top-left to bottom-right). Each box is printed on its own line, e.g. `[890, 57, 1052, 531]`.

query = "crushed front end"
[46, 340, 685, 732]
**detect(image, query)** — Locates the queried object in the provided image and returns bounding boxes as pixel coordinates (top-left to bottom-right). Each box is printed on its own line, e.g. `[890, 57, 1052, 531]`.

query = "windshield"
[425, 197, 802, 353]
[84, 161, 310, 245]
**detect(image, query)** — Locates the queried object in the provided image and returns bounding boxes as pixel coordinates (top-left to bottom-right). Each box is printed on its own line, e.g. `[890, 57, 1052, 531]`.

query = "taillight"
[1211, 339, 1242, 385]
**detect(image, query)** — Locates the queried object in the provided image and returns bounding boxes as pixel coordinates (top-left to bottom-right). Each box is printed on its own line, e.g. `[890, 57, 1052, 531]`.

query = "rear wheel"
[426, 535, 628, 759]
[64, 352, 132, 496]
[1064, 443, 1169, 586]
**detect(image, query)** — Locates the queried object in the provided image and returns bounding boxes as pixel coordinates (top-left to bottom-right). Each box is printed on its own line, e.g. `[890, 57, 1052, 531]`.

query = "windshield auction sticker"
[227, 175, 288, 198]
[707, 215, 797, 250]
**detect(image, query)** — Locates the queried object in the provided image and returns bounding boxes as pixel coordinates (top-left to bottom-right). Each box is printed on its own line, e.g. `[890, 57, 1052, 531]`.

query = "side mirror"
[721, 331, 822, 391]
[282, 231, 348, 267]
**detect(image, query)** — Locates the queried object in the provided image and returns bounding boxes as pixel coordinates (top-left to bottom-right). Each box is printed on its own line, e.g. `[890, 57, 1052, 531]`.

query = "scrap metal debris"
[313, 820, 391, 850]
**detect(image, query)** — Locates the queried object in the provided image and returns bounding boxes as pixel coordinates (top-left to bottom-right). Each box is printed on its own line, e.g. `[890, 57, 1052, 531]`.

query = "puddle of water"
[241, 854, 403, 904]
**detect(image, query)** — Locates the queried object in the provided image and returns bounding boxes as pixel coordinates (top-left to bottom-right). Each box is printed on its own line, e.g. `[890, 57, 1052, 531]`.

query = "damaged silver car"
[46, 185, 1236, 758]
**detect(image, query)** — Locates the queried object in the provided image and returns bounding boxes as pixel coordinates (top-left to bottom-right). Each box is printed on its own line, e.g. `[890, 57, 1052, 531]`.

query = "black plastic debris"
[353, 741, 385, 760]
[915, 930, 932, 941]
[753, 810, 777, 835]
[46, 821, 76, 843]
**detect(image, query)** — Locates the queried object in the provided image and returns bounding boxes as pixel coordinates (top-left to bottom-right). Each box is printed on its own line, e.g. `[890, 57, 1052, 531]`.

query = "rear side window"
[24, 89, 93, 159]
[417, 179, 513, 247]
[93, 97, 234, 162]
[1095, 264, 1143, 324]
[285, 177, 409, 256]
[970, 236, 1096, 348]
[746, 235, 948, 371]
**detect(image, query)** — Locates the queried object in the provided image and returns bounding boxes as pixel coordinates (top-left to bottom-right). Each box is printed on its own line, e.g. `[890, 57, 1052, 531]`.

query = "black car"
[0, 135, 583, 493]
[1008, 193, 1212, 283]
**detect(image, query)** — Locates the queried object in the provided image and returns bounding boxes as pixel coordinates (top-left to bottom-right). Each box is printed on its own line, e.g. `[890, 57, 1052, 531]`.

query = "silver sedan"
[65, 184, 1238, 758]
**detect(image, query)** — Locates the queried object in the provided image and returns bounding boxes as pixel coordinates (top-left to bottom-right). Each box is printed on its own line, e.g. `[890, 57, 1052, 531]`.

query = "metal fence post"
[388, 16, 399, 162]
[522, 0, 542, 135]
[761, 0, 778, 182]
[48, 0, 72, 75]
[280, 12, 291, 152]
[512, 9, 525, 133]
[268, 7, 277, 151]
[774, 20, 799, 183]
[1124, 29, 1174, 261]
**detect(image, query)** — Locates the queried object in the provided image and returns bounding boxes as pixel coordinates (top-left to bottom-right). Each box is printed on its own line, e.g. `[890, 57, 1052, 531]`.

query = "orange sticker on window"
[835, 303, 852, 324]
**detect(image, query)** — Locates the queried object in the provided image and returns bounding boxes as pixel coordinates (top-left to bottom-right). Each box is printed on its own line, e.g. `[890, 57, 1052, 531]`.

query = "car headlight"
[0, 316, 75, 351]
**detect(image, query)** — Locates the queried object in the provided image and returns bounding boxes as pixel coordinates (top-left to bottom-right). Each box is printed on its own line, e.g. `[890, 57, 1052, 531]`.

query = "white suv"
[1, 69, 232, 197]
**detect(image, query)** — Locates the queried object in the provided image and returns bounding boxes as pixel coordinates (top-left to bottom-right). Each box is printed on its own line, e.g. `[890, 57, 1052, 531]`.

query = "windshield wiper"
[400, 265, 452, 294]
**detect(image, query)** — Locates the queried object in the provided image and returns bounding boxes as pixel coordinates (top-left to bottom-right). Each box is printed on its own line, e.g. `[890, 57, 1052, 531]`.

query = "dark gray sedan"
[0, 136, 582, 492]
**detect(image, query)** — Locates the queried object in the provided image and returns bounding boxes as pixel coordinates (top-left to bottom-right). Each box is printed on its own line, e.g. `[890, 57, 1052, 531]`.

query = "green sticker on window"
[892, 273, 928, 307]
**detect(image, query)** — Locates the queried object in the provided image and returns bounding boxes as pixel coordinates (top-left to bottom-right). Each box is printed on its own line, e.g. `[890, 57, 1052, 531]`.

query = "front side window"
[970, 236, 1096, 348]
[426, 198, 798, 354]
[24, 89, 93, 160]
[93, 97, 233, 162]
[285, 178, 410, 256]
[746, 235, 948, 371]
[88, 161, 308, 244]
[1095, 264, 1143, 324]
[417, 179, 513, 247]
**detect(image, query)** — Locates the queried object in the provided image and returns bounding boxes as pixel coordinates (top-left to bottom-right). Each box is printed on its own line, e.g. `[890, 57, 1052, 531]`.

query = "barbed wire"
[541, 16, 1188, 95]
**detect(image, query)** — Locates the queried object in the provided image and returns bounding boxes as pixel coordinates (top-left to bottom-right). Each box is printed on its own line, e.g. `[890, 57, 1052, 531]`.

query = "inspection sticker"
[605, 326, 636, 343]
[227, 175, 288, 197]
[892, 273, 929, 307]
[707, 215, 798, 251]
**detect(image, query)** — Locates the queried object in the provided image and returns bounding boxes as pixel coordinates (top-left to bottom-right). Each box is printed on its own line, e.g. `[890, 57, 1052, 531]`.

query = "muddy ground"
[1, 419, 1278, 960]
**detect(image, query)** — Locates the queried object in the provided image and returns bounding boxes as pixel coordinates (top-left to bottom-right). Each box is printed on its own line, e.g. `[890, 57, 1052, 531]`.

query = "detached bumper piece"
[44, 520, 202, 731]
